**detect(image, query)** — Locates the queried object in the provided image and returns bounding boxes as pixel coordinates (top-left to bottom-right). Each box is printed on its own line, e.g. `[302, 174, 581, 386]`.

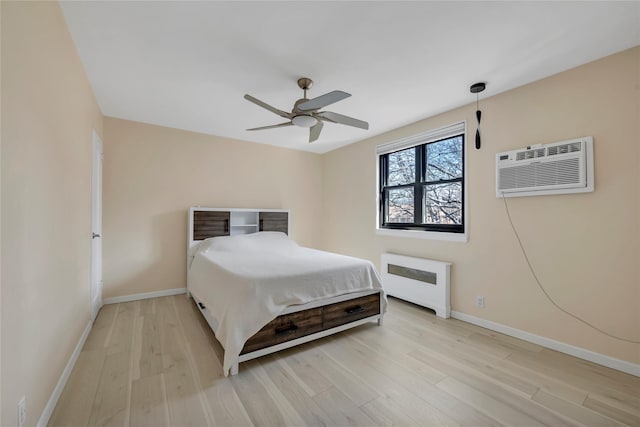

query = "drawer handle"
[345, 305, 364, 314]
[198, 302, 206, 310]
[275, 324, 299, 335]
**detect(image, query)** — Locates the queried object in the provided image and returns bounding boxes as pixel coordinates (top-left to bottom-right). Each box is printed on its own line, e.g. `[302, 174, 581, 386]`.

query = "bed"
[186, 207, 386, 375]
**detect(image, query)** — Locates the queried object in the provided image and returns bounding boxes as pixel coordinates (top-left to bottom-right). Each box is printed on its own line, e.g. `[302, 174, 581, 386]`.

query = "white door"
[91, 130, 103, 321]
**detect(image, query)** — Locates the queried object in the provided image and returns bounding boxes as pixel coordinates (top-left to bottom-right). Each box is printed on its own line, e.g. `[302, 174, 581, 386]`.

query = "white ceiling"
[60, 1, 640, 154]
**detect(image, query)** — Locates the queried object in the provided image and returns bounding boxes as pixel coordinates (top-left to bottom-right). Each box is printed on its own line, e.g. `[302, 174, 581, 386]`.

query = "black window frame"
[379, 133, 465, 233]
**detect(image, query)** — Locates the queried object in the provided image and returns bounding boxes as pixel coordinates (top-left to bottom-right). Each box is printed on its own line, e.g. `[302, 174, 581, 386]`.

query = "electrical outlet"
[18, 396, 26, 427]
[476, 295, 485, 308]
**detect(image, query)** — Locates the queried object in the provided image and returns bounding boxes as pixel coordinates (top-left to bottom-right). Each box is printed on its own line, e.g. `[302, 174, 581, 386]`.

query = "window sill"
[376, 227, 468, 242]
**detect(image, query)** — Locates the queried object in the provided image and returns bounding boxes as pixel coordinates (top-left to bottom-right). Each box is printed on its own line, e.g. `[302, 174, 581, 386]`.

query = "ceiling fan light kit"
[244, 77, 369, 143]
[291, 115, 318, 128]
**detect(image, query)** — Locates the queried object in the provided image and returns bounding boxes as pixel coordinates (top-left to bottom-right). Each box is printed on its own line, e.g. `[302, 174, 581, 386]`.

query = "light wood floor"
[49, 295, 640, 427]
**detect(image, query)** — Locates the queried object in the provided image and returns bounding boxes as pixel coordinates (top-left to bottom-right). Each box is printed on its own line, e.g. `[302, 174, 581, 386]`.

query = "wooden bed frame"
[186, 207, 384, 375]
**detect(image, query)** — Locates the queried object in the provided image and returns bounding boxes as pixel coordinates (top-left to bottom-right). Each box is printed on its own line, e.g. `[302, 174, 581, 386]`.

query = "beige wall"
[322, 47, 640, 364]
[1, 5, 636, 425]
[1, 2, 104, 426]
[102, 118, 323, 298]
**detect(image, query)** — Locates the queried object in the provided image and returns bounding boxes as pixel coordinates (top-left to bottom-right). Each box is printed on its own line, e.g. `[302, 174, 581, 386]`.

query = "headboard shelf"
[189, 207, 289, 246]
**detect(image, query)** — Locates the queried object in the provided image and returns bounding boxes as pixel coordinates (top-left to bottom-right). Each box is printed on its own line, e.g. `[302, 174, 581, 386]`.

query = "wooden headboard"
[193, 210, 231, 241]
[189, 207, 289, 246]
[258, 212, 288, 235]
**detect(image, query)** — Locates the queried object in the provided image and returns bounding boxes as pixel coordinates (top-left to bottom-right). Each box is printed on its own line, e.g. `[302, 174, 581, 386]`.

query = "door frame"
[90, 130, 103, 321]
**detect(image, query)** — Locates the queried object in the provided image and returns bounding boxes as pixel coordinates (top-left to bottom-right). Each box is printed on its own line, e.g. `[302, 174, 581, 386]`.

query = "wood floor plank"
[583, 393, 640, 426]
[483, 352, 589, 405]
[230, 362, 288, 426]
[343, 338, 493, 427]
[588, 388, 640, 417]
[365, 385, 460, 427]
[321, 335, 490, 427]
[384, 311, 514, 361]
[437, 377, 546, 427]
[50, 296, 639, 427]
[168, 296, 217, 427]
[87, 350, 131, 427]
[157, 297, 190, 373]
[200, 378, 253, 427]
[397, 319, 587, 405]
[169, 296, 253, 427]
[423, 355, 578, 427]
[164, 368, 211, 427]
[402, 321, 587, 404]
[348, 324, 448, 384]
[181, 341, 253, 427]
[47, 349, 106, 427]
[136, 296, 212, 427]
[507, 349, 640, 399]
[83, 303, 118, 351]
[134, 312, 163, 379]
[293, 342, 380, 407]
[130, 374, 169, 426]
[386, 298, 475, 338]
[106, 301, 137, 356]
[139, 298, 156, 315]
[259, 354, 336, 427]
[408, 345, 540, 399]
[272, 348, 334, 397]
[361, 395, 434, 427]
[536, 348, 640, 391]
[312, 386, 378, 427]
[585, 387, 640, 418]
[466, 330, 544, 355]
[532, 390, 624, 427]
[250, 362, 311, 426]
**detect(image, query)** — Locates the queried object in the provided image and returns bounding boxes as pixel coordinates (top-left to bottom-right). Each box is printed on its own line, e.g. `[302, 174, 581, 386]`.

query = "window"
[378, 123, 465, 236]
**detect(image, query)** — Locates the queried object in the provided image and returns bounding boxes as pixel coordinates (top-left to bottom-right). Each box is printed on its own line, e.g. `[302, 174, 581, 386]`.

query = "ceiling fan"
[244, 77, 369, 143]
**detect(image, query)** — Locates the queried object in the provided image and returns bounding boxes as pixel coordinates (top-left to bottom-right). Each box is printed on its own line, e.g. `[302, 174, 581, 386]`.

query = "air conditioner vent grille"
[548, 142, 582, 156]
[516, 148, 545, 161]
[498, 158, 581, 190]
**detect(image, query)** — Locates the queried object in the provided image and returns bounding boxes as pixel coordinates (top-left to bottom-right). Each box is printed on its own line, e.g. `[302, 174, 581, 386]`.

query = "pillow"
[200, 231, 298, 254]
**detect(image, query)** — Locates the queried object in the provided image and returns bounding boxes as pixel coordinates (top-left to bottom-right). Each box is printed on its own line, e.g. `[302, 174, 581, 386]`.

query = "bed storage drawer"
[323, 293, 381, 329]
[241, 307, 324, 354]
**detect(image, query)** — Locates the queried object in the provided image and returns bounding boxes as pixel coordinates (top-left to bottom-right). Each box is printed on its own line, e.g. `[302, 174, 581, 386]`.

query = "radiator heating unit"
[381, 253, 451, 318]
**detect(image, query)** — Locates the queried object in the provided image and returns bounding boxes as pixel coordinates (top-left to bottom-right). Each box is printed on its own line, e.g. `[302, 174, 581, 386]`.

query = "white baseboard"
[451, 311, 639, 377]
[37, 320, 93, 427]
[103, 287, 186, 305]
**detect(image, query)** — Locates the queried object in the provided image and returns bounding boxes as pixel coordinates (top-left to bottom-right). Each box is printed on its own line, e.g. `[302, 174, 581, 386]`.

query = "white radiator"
[381, 253, 451, 318]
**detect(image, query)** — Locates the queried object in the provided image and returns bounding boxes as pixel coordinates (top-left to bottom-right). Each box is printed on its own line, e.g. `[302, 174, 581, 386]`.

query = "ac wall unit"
[496, 136, 594, 198]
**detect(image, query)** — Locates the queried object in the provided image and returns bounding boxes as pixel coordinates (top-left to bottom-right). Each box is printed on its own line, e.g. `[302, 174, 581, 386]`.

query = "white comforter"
[187, 232, 385, 375]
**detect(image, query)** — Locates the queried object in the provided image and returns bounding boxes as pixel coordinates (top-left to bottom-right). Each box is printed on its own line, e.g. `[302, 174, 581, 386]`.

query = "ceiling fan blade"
[247, 122, 293, 131]
[244, 94, 291, 119]
[309, 121, 323, 143]
[318, 111, 369, 130]
[298, 90, 351, 111]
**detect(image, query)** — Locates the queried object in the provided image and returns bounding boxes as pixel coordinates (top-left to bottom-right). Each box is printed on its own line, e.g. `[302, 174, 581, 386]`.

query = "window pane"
[423, 182, 462, 225]
[386, 187, 414, 223]
[425, 136, 462, 181]
[387, 148, 415, 186]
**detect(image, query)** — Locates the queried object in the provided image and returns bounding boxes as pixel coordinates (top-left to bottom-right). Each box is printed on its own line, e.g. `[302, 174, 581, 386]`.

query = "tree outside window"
[380, 134, 464, 233]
